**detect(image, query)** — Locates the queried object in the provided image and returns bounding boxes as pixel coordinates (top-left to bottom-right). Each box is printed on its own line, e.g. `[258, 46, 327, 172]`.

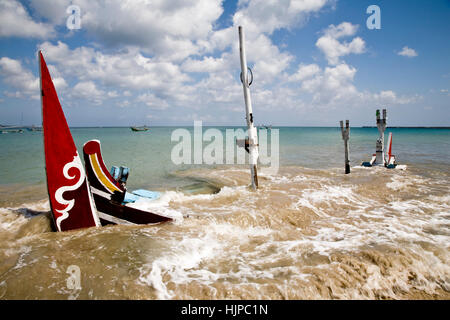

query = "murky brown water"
[0, 165, 449, 299]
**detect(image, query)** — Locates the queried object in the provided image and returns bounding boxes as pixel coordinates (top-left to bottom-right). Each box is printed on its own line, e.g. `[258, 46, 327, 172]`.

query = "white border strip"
[90, 187, 112, 200]
[97, 211, 136, 226]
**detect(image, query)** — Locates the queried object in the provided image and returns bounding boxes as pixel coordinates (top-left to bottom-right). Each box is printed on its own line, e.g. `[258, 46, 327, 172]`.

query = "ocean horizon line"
[3, 125, 450, 129]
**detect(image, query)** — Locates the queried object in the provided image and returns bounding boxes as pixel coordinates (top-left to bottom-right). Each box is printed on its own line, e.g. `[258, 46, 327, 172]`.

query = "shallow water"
[0, 127, 449, 299]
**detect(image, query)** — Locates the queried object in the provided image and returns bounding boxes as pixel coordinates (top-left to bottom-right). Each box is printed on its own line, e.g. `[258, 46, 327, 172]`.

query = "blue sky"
[0, 0, 449, 127]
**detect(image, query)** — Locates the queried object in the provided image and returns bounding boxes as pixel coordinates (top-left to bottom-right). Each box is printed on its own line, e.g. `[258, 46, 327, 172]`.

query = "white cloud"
[117, 100, 130, 108]
[192, 71, 241, 105]
[323, 21, 358, 38]
[182, 56, 228, 73]
[233, 0, 329, 35]
[0, 0, 54, 38]
[31, 0, 329, 62]
[372, 90, 422, 105]
[397, 46, 418, 58]
[107, 91, 119, 98]
[32, 0, 223, 62]
[137, 93, 169, 110]
[38, 41, 191, 104]
[71, 81, 105, 105]
[31, 0, 332, 116]
[316, 22, 365, 65]
[29, 0, 71, 25]
[288, 61, 419, 110]
[0, 57, 39, 99]
[0, 56, 66, 100]
[300, 63, 360, 106]
[288, 63, 320, 82]
[0, 0, 422, 126]
[248, 34, 293, 82]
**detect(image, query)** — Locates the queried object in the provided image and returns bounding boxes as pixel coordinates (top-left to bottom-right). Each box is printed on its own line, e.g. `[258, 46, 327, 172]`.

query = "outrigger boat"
[39, 51, 100, 231]
[362, 109, 399, 169]
[83, 140, 172, 226]
[39, 51, 171, 231]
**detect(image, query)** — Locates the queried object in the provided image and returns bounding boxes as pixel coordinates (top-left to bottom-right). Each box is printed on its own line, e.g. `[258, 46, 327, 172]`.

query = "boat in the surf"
[130, 126, 149, 132]
[362, 109, 404, 169]
[83, 139, 172, 226]
[39, 50, 101, 231]
[39, 50, 171, 231]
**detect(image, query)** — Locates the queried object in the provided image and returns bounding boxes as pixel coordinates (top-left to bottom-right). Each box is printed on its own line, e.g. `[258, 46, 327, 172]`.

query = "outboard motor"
[110, 166, 120, 181]
[119, 166, 129, 185]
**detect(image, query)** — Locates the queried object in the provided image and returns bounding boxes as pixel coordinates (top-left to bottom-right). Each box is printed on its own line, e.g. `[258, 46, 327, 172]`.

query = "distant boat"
[29, 125, 42, 132]
[0, 129, 24, 134]
[0, 124, 25, 133]
[130, 126, 149, 132]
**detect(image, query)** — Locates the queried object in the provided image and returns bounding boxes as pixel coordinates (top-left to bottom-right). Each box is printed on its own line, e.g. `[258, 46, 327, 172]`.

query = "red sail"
[39, 51, 100, 231]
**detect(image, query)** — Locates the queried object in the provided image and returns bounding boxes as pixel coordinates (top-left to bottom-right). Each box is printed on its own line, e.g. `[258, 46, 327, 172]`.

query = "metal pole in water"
[340, 120, 350, 174]
[238, 26, 259, 190]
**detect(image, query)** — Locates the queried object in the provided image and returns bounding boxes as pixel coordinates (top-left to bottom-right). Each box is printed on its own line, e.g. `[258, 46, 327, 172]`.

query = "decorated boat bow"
[83, 140, 172, 226]
[39, 51, 101, 231]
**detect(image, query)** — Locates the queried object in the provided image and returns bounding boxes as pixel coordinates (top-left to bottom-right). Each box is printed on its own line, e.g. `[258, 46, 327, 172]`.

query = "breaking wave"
[0, 165, 449, 299]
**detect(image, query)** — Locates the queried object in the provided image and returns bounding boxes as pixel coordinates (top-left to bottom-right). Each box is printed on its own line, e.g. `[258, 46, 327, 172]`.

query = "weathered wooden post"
[340, 120, 350, 174]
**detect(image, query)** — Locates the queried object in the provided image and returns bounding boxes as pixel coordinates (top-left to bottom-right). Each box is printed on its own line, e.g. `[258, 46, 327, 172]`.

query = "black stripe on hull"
[93, 194, 172, 225]
[100, 218, 116, 226]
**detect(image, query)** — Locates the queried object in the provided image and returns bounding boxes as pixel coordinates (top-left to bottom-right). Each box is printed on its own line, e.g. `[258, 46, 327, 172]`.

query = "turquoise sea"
[1, 126, 449, 199]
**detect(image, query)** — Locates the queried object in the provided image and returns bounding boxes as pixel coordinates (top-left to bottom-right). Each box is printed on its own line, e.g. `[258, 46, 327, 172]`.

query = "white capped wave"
[138, 222, 273, 299]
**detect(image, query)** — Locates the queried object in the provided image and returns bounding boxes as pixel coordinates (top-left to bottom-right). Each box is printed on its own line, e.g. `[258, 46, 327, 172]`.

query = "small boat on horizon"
[29, 125, 43, 132]
[130, 125, 149, 132]
[0, 129, 24, 134]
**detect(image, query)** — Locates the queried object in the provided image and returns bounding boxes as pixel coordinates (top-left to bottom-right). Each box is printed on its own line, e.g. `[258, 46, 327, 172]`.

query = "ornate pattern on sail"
[54, 152, 85, 231]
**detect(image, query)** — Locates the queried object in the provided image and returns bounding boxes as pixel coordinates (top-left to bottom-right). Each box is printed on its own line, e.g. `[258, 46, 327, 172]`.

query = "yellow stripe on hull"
[89, 153, 121, 193]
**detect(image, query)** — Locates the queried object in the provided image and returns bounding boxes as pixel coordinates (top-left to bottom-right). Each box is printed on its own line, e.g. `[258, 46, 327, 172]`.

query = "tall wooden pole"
[238, 26, 259, 190]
